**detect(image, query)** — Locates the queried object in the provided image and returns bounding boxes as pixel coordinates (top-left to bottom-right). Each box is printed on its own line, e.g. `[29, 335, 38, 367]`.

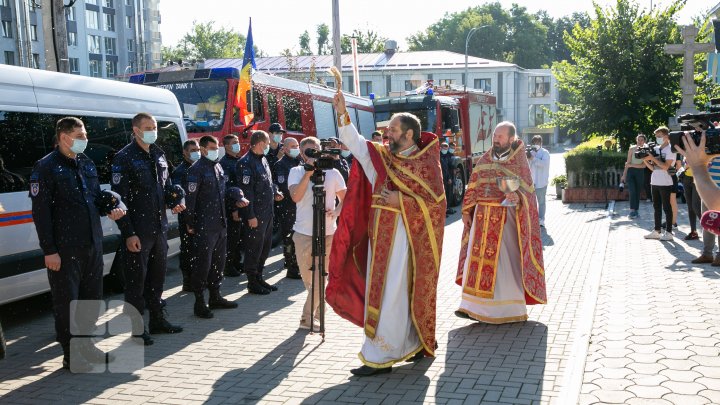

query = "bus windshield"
[153, 80, 228, 132]
[374, 101, 436, 133]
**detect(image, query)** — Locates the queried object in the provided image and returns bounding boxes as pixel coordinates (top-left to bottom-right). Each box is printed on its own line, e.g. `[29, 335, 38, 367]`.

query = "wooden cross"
[664, 25, 716, 111]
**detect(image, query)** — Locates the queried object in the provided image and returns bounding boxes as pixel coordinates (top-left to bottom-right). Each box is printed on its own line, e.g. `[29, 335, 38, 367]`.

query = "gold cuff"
[337, 111, 351, 127]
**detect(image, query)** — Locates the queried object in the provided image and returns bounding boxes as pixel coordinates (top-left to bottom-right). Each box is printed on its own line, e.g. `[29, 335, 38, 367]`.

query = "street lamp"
[465, 25, 490, 92]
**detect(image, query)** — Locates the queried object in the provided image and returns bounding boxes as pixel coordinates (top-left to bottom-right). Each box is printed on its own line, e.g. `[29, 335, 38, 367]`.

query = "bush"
[550, 174, 567, 187]
[565, 137, 625, 188]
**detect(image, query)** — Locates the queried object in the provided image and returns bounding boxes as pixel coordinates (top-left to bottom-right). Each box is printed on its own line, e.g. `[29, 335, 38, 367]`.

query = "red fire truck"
[373, 84, 497, 206]
[129, 67, 376, 151]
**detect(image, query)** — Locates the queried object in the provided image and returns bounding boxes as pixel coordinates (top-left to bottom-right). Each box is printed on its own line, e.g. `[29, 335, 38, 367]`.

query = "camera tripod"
[310, 168, 328, 340]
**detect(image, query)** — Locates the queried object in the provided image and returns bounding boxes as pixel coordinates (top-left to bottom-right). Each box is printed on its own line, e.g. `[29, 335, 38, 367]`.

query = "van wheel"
[450, 166, 466, 207]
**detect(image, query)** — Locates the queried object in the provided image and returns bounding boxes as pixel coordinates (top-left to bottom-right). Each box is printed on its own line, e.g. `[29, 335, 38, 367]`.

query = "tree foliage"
[552, 0, 685, 150]
[162, 21, 262, 63]
[340, 29, 388, 53]
[317, 24, 331, 55]
[299, 30, 312, 56]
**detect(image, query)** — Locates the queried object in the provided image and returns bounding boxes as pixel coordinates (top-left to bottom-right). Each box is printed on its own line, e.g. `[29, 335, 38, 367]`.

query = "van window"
[282, 95, 302, 132]
[155, 120, 183, 170]
[82, 115, 131, 183]
[267, 92, 279, 124]
[0, 111, 50, 192]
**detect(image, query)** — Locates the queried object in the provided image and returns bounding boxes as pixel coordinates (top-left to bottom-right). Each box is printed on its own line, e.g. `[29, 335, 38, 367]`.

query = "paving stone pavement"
[0, 197, 625, 404]
[579, 200, 720, 405]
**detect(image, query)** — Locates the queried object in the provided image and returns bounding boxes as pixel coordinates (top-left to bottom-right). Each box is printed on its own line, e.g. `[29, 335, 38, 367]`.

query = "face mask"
[206, 149, 219, 161]
[263, 145, 270, 155]
[341, 150, 351, 158]
[273, 134, 283, 143]
[441, 149, 448, 155]
[533, 145, 540, 151]
[142, 130, 157, 145]
[656, 137, 663, 144]
[69, 138, 88, 154]
[449, 148, 455, 154]
[189, 151, 201, 161]
[231, 143, 240, 154]
[288, 148, 301, 158]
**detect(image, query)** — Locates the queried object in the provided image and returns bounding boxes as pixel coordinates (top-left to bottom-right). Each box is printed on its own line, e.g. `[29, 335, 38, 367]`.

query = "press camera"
[669, 98, 720, 155]
[634, 143, 660, 160]
[304, 140, 341, 171]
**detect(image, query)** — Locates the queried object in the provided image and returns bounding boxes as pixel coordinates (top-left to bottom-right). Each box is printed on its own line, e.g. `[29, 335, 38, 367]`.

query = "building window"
[4, 51, 14, 65]
[86, 10, 99, 29]
[126, 39, 134, 51]
[105, 60, 117, 77]
[89, 60, 101, 77]
[67, 31, 77, 46]
[86, 0, 97, 4]
[404, 80, 422, 91]
[31, 53, 39, 69]
[30, 25, 37, 41]
[87, 35, 101, 53]
[359, 81, 372, 97]
[326, 81, 334, 89]
[125, 0, 132, 5]
[69, 57, 80, 73]
[2, 21, 12, 38]
[438, 79, 455, 87]
[65, 6, 76, 21]
[104, 0, 114, 7]
[104, 37, 116, 55]
[0, 0, 9, 6]
[104, 13, 115, 31]
[529, 76, 550, 97]
[474, 78, 492, 92]
[28, 0, 36, 10]
[529, 104, 551, 127]
[125, 15, 132, 29]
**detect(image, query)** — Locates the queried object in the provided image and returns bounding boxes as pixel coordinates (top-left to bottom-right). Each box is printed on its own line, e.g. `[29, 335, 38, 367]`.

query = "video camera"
[634, 142, 660, 160]
[669, 98, 720, 155]
[525, 145, 536, 159]
[304, 140, 342, 171]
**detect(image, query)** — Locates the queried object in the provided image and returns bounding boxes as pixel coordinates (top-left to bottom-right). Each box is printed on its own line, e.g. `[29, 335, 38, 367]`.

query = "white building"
[201, 43, 561, 144]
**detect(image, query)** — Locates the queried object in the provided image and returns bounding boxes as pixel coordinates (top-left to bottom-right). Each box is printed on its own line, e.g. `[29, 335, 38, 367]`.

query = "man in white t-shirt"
[643, 126, 675, 241]
[288, 137, 347, 330]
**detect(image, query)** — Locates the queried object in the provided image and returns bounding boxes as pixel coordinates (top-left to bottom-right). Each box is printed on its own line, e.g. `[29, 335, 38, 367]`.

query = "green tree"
[536, 11, 591, 63]
[162, 21, 262, 63]
[552, 0, 685, 150]
[299, 30, 312, 56]
[340, 29, 388, 53]
[317, 23, 330, 55]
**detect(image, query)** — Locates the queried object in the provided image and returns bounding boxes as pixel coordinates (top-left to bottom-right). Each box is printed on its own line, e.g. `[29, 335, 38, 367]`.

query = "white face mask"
[656, 137, 664, 144]
[273, 134, 283, 143]
[206, 149, 219, 161]
[287, 148, 300, 158]
[142, 130, 157, 145]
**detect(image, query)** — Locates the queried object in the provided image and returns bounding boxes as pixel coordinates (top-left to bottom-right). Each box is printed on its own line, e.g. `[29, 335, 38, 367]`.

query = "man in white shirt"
[288, 137, 347, 330]
[528, 135, 550, 227]
[643, 126, 675, 241]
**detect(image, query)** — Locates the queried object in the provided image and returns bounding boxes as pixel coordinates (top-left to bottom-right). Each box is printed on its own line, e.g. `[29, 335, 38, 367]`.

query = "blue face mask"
[142, 130, 157, 145]
[189, 151, 201, 161]
[70, 138, 88, 154]
[263, 145, 270, 155]
[441, 149, 448, 155]
[448, 148, 455, 154]
[341, 150, 351, 158]
[273, 134, 283, 143]
[288, 148, 301, 158]
[231, 143, 240, 154]
[206, 149, 219, 161]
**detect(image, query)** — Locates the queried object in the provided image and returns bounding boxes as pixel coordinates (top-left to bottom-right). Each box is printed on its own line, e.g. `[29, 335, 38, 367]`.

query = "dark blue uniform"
[440, 152, 454, 211]
[237, 151, 276, 280]
[273, 155, 302, 276]
[29, 150, 104, 350]
[111, 141, 172, 319]
[184, 157, 227, 295]
[333, 157, 350, 183]
[219, 154, 244, 274]
[171, 159, 193, 289]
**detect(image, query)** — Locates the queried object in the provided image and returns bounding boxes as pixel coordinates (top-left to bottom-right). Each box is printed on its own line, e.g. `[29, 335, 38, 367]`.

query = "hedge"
[565, 137, 626, 188]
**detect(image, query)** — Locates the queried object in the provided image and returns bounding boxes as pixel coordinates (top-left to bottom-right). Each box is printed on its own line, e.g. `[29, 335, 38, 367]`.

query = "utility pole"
[331, 0, 341, 76]
[42, 0, 69, 73]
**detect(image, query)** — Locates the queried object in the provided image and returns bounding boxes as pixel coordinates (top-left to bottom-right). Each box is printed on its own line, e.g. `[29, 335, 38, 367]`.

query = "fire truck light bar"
[128, 67, 239, 84]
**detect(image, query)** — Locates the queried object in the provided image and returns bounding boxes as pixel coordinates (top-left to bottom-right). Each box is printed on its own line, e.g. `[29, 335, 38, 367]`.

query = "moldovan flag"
[235, 18, 256, 127]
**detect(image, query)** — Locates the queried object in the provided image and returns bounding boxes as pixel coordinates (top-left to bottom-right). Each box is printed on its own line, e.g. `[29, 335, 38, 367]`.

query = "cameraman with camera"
[621, 134, 649, 219]
[528, 135, 550, 227]
[288, 137, 347, 330]
[643, 127, 675, 241]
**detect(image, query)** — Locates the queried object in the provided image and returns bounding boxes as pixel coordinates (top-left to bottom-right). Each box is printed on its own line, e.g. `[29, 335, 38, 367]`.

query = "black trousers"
[47, 244, 103, 348]
[123, 232, 168, 317]
[226, 219, 244, 270]
[242, 215, 273, 276]
[682, 176, 701, 232]
[191, 228, 227, 294]
[276, 204, 298, 271]
[652, 185, 673, 233]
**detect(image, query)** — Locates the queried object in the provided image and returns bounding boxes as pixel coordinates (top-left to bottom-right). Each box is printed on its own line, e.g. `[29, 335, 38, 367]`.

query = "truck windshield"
[152, 81, 227, 132]
[374, 103, 436, 132]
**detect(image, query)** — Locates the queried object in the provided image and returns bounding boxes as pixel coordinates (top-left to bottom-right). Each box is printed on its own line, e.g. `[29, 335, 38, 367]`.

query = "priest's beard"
[389, 133, 412, 154]
[493, 142, 511, 155]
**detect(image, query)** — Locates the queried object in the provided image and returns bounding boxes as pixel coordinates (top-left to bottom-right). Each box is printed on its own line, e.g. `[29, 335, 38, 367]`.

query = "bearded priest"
[327, 91, 446, 377]
[456, 121, 547, 324]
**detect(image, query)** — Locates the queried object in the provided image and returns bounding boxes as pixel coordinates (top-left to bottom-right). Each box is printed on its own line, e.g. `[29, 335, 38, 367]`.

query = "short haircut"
[654, 126, 669, 135]
[300, 136, 320, 149]
[223, 134, 238, 145]
[496, 121, 517, 138]
[532, 135, 543, 145]
[132, 112, 155, 129]
[371, 131, 382, 137]
[391, 112, 422, 144]
[56, 117, 84, 137]
[441, 142, 449, 147]
[636, 134, 647, 141]
[283, 137, 299, 147]
[250, 130, 270, 146]
[183, 139, 198, 150]
[199, 135, 217, 147]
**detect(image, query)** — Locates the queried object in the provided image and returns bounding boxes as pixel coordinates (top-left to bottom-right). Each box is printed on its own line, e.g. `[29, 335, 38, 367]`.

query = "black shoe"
[224, 265, 241, 277]
[286, 270, 302, 280]
[258, 276, 278, 292]
[454, 310, 471, 319]
[160, 298, 167, 309]
[62, 352, 94, 373]
[247, 276, 271, 295]
[406, 350, 424, 362]
[208, 296, 238, 309]
[133, 330, 154, 346]
[194, 300, 214, 319]
[350, 365, 392, 377]
[149, 312, 183, 334]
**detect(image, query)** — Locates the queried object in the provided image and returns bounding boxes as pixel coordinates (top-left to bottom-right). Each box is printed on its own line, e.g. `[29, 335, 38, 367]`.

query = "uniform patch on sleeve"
[278, 175, 285, 184]
[30, 183, 39, 197]
[188, 182, 197, 193]
[112, 173, 122, 185]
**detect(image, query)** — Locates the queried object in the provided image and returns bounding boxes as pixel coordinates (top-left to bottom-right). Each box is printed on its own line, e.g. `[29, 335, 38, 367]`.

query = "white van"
[0, 64, 187, 305]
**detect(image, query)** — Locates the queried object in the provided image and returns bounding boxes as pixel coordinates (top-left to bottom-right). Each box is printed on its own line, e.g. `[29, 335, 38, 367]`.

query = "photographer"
[288, 137, 347, 330]
[528, 135, 550, 227]
[643, 127, 675, 241]
[621, 134, 648, 219]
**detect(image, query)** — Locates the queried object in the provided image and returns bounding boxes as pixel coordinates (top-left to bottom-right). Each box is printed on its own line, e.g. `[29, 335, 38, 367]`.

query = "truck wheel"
[451, 166, 466, 207]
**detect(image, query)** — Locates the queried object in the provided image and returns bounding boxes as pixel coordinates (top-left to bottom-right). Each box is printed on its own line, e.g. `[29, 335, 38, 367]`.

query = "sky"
[159, 0, 715, 56]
